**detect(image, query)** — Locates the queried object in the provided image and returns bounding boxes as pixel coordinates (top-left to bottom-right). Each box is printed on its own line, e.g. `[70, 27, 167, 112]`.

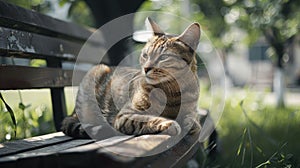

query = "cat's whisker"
[114, 70, 141, 80]
[126, 74, 143, 85]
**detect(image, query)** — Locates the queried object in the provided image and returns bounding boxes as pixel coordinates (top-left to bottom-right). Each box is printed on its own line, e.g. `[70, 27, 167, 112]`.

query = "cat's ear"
[145, 17, 165, 36]
[177, 23, 201, 51]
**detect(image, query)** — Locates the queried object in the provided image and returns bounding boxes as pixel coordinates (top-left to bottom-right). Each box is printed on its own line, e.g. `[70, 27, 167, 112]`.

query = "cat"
[61, 17, 202, 139]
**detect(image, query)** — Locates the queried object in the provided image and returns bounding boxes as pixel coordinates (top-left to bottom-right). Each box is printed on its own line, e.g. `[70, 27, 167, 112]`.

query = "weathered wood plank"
[0, 26, 105, 64]
[150, 133, 201, 168]
[60, 136, 134, 154]
[0, 132, 72, 157]
[0, 26, 82, 61]
[0, 139, 94, 162]
[0, 1, 92, 42]
[0, 133, 201, 168]
[98, 135, 171, 157]
[56, 135, 170, 168]
[0, 65, 86, 89]
[56, 134, 200, 168]
[99, 133, 201, 168]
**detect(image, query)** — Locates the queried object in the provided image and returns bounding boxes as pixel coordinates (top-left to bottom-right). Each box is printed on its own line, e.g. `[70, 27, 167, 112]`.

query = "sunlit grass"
[197, 84, 300, 167]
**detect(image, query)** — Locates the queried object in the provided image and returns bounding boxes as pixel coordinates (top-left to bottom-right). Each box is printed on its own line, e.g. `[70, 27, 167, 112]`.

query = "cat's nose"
[144, 67, 153, 74]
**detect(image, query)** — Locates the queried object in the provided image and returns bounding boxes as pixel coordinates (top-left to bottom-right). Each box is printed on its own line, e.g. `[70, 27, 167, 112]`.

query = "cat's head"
[140, 17, 201, 85]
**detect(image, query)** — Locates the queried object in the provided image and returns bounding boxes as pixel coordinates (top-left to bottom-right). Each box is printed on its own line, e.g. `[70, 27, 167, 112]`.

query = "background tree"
[191, 0, 236, 84]
[60, 0, 145, 65]
[82, 0, 145, 65]
[234, 0, 300, 107]
[192, 0, 300, 107]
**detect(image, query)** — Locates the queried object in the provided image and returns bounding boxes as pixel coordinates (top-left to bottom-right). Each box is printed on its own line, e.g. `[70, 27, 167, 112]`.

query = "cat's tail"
[61, 113, 90, 139]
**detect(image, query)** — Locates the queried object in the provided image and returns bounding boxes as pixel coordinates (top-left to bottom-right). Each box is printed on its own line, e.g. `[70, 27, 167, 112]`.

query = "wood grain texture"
[0, 132, 71, 157]
[0, 65, 86, 89]
[0, 26, 81, 61]
[61, 136, 134, 153]
[0, 26, 104, 63]
[98, 135, 171, 157]
[0, 133, 201, 168]
[0, 139, 94, 162]
[96, 133, 201, 168]
[0, 1, 91, 42]
[58, 134, 200, 168]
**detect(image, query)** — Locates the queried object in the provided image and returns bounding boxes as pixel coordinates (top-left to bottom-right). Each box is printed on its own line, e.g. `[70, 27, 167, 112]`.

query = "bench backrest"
[0, 1, 104, 130]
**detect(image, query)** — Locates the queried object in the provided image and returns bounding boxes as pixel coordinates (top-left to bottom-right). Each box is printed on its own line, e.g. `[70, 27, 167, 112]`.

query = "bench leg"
[47, 59, 67, 131]
[50, 88, 67, 131]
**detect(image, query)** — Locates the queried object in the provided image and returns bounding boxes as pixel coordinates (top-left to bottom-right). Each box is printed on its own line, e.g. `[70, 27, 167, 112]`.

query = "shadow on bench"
[0, 132, 201, 168]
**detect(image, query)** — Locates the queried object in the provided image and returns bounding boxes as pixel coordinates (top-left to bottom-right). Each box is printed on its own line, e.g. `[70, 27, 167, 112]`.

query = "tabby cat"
[61, 17, 202, 139]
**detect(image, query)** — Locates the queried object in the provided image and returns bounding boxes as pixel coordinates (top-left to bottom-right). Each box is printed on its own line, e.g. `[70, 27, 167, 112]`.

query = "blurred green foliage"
[138, 0, 299, 108]
[30, 59, 46, 67]
[230, 0, 300, 68]
[67, 0, 95, 27]
[0, 93, 55, 142]
[5, 0, 95, 27]
[197, 85, 300, 167]
[136, 0, 186, 34]
[4, 0, 45, 9]
[138, 0, 235, 51]
[58, 0, 95, 27]
[139, 0, 300, 67]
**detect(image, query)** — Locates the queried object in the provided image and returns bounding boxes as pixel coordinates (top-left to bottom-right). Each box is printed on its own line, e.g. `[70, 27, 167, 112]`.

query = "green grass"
[197, 87, 300, 167]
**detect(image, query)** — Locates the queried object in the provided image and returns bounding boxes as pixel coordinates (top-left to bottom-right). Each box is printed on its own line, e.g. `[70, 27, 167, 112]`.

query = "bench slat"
[60, 136, 135, 153]
[0, 65, 86, 89]
[0, 133, 200, 168]
[149, 133, 201, 168]
[0, 26, 86, 61]
[59, 134, 200, 168]
[0, 139, 94, 163]
[0, 1, 92, 42]
[0, 132, 72, 157]
[107, 133, 200, 168]
[97, 135, 171, 157]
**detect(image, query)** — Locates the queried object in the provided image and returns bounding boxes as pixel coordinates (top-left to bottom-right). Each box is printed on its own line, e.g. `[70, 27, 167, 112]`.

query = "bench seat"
[0, 132, 200, 168]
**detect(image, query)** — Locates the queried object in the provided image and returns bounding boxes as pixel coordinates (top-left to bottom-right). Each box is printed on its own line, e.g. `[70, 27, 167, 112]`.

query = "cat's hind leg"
[61, 113, 90, 139]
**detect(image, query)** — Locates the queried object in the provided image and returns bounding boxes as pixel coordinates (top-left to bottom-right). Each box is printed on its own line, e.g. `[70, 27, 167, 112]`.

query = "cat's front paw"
[157, 120, 181, 136]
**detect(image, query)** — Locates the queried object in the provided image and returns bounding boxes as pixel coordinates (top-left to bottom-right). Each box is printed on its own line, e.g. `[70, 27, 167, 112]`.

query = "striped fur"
[61, 19, 201, 138]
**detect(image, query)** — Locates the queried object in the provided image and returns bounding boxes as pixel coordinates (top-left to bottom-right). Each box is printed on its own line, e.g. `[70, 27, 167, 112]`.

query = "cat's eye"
[159, 54, 169, 61]
[142, 53, 148, 59]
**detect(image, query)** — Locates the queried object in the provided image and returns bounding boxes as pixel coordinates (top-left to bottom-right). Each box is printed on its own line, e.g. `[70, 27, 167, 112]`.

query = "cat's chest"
[131, 87, 180, 118]
[132, 88, 151, 111]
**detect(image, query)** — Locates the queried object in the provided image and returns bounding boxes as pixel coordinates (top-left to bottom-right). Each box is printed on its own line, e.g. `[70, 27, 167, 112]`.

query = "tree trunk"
[273, 43, 285, 107]
[273, 67, 285, 107]
[84, 0, 145, 65]
[263, 28, 286, 108]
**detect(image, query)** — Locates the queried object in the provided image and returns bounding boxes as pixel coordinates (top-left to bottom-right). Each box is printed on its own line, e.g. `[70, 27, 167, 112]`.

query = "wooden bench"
[0, 1, 216, 167]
